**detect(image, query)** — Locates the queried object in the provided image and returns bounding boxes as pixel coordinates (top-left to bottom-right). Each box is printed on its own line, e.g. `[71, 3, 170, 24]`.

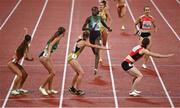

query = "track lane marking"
[59, 0, 75, 108]
[0, 0, 22, 30]
[150, 0, 180, 41]
[176, 0, 180, 4]
[106, 42, 119, 108]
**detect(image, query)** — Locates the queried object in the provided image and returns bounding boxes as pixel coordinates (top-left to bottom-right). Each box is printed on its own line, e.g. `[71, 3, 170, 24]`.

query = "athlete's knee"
[7, 62, 13, 68]
[17, 73, 23, 79]
[49, 72, 55, 77]
[78, 72, 84, 78]
[23, 72, 28, 79]
[138, 73, 143, 79]
[39, 57, 45, 62]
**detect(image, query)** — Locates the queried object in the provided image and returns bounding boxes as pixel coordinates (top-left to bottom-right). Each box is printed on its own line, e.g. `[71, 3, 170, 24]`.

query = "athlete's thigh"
[147, 36, 152, 49]
[8, 62, 22, 76]
[69, 60, 84, 74]
[41, 57, 54, 73]
[128, 66, 142, 77]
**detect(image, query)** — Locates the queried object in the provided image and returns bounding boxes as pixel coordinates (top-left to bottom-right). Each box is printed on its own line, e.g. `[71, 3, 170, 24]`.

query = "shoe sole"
[39, 89, 48, 96]
[129, 94, 140, 96]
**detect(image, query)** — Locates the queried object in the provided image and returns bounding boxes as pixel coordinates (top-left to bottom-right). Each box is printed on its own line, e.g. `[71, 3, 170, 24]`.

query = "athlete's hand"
[134, 29, 138, 35]
[102, 46, 110, 50]
[24, 27, 28, 34]
[105, 45, 111, 50]
[166, 53, 174, 57]
[154, 27, 158, 33]
[108, 27, 112, 32]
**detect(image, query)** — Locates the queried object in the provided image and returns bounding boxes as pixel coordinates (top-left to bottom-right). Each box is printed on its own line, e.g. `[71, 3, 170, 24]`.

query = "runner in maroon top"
[7, 28, 33, 95]
[121, 38, 173, 96]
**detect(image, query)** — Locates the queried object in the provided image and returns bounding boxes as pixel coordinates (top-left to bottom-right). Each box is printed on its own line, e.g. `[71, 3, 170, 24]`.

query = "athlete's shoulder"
[86, 16, 91, 21]
[132, 45, 142, 51]
[149, 15, 155, 20]
[139, 15, 145, 18]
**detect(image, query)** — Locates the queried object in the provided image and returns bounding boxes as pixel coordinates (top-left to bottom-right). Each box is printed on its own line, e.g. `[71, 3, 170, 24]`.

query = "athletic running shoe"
[68, 87, 77, 95]
[134, 89, 142, 94]
[47, 89, 58, 94]
[11, 90, 20, 95]
[75, 89, 85, 96]
[121, 25, 125, 30]
[99, 58, 103, 63]
[129, 91, 140, 96]
[142, 64, 147, 68]
[94, 69, 98, 75]
[39, 86, 48, 96]
[17, 89, 29, 94]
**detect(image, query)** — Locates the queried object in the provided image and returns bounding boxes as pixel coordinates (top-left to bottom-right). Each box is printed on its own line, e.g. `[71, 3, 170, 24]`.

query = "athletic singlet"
[88, 16, 102, 31]
[72, 39, 85, 58]
[99, 9, 107, 21]
[129, 45, 144, 62]
[46, 40, 60, 53]
[68, 39, 85, 61]
[139, 15, 153, 30]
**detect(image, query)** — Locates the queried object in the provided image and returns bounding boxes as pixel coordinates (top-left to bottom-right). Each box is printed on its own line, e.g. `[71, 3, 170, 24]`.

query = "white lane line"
[106, 42, 119, 108]
[150, 57, 175, 108]
[0, 0, 22, 30]
[150, 0, 180, 41]
[126, 0, 175, 108]
[1, 96, 180, 101]
[176, 0, 180, 4]
[1, 0, 49, 108]
[59, 0, 75, 108]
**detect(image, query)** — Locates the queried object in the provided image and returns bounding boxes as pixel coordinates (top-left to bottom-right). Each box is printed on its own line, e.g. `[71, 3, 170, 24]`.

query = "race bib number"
[43, 49, 49, 57]
[132, 45, 141, 52]
[93, 23, 101, 31]
[72, 53, 77, 59]
[142, 21, 151, 29]
[128, 63, 133, 67]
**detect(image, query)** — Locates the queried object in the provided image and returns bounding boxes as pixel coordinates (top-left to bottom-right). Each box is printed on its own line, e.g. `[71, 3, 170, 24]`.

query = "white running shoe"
[94, 69, 98, 75]
[47, 89, 58, 94]
[142, 64, 147, 68]
[39, 87, 48, 96]
[99, 58, 103, 63]
[129, 91, 140, 96]
[134, 89, 142, 94]
[11, 90, 20, 95]
[121, 25, 125, 30]
[18, 89, 29, 94]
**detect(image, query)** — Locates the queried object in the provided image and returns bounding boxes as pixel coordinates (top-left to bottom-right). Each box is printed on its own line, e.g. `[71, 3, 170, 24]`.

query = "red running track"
[0, 0, 179, 107]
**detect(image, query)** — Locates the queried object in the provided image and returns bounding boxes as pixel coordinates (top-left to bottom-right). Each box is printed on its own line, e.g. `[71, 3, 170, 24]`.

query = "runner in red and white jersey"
[121, 38, 173, 96]
[134, 6, 157, 68]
